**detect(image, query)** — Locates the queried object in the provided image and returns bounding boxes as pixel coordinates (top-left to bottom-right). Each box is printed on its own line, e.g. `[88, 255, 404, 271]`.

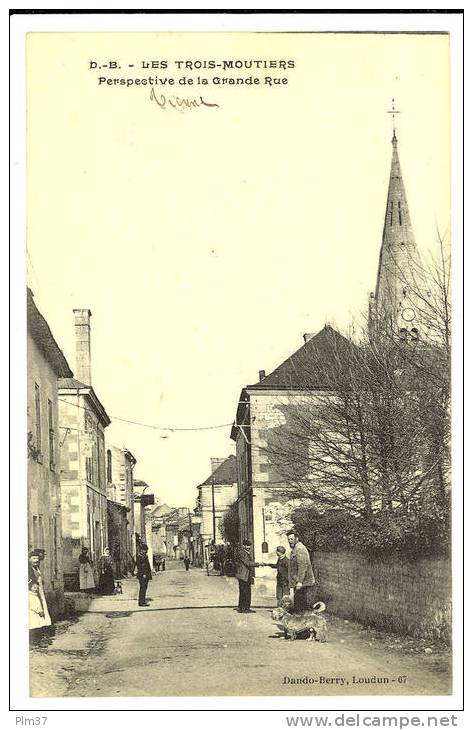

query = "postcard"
[10, 12, 463, 715]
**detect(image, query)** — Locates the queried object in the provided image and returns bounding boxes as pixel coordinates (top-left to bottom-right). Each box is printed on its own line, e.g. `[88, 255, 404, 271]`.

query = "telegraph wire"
[57, 397, 233, 433]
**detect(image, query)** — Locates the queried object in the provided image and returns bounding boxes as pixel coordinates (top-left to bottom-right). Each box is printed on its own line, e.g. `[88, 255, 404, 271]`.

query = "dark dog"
[114, 581, 123, 595]
[271, 600, 328, 642]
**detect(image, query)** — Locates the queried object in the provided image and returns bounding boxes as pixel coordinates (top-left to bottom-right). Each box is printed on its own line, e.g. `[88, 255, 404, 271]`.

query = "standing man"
[234, 540, 260, 613]
[287, 530, 316, 614]
[183, 556, 190, 571]
[261, 546, 290, 606]
[136, 543, 152, 607]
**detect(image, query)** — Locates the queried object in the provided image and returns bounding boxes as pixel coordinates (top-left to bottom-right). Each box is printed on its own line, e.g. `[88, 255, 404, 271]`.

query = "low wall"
[313, 551, 451, 642]
[45, 586, 65, 622]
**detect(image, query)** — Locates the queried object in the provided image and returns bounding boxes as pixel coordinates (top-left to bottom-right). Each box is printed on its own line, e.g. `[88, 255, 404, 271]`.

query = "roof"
[199, 454, 237, 486]
[27, 289, 73, 377]
[133, 480, 151, 490]
[107, 443, 137, 465]
[148, 502, 172, 518]
[230, 325, 354, 441]
[58, 377, 88, 390]
[247, 325, 353, 390]
[107, 499, 129, 514]
[58, 377, 111, 427]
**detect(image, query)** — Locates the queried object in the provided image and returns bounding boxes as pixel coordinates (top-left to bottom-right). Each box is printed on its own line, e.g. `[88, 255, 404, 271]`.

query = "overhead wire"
[57, 397, 233, 433]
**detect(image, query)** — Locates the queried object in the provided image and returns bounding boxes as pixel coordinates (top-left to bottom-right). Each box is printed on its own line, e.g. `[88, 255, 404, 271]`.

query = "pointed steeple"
[371, 124, 424, 341]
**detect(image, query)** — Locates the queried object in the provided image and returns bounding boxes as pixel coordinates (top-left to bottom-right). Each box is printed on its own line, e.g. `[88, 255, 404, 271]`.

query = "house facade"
[106, 444, 136, 571]
[106, 500, 130, 578]
[231, 326, 350, 573]
[27, 289, 73, 617]
[58, 309, 111, 587]
[194, 455, 238, 562]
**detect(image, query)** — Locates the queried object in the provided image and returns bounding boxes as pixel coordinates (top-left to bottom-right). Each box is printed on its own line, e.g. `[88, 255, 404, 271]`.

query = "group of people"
[28, 549, 51, 635]
[152, 554, 166, 572]
[234, 529, 315, 614]
[78, 546, 117, 595]
[29, 530, 312, 637]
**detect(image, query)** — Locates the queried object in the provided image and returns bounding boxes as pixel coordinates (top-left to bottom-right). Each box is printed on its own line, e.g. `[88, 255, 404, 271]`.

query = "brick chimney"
[303, 333, 316, 343]
[259, 369, 266, 382]
[73, 309, 92, 385]
[210, 458, 226, 474]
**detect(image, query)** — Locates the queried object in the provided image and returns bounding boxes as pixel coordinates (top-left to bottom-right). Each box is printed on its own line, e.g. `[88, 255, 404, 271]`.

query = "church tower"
[370, 112, 425, 342]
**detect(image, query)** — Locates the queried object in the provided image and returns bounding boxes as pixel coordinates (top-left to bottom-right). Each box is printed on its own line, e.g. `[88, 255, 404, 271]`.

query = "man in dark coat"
[287, 529, 316, 614]
[234, 540, 260, 613]
[136, 544, 153, 606]
[262, 546, 290, 605]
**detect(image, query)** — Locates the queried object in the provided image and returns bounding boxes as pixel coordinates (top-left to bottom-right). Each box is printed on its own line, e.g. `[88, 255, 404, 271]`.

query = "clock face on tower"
[402, 307, 415, 322]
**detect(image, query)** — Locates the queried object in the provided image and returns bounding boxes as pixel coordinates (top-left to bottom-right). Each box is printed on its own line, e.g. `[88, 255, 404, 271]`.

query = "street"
[30, 561, 451, 698]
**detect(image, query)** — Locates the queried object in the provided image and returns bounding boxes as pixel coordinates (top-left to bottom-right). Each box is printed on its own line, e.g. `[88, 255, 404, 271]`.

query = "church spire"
[370, 111, 424, 341]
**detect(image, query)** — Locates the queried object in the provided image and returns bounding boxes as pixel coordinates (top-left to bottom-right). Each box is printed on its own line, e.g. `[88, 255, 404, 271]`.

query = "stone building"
[230, 126, 428, 595]
[106, 500, 130, 578]
[194, 456, 238, 562]
[58, 309, 111, 587]
[27, 289, 73, 617]
[106, 444, 136, 571]
[230, 326, 350, 569]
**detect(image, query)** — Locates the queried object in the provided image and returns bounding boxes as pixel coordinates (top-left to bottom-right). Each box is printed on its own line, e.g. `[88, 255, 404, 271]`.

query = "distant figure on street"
[136, 543, 153, 606]
[97, 547, 115, 595]
[287, 530, 316, 614]
[261, 546, 290, 605]
[234, 540, 260, 613]
[153, 554, 166, 571]
[183, 557, 190, 571]
[78, 547, 95, 592]
[28, 549, 51, 624]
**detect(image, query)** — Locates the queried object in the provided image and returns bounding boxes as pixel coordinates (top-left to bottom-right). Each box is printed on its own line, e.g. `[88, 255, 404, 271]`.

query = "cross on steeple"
[386, 97, 401, 139]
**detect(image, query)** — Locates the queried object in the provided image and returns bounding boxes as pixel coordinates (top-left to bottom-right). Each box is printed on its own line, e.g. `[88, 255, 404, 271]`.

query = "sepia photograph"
[14, 17, 459, 706]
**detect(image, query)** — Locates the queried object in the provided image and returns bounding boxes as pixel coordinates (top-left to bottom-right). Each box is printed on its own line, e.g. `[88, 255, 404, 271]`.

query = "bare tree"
[264, 234, 451, 527]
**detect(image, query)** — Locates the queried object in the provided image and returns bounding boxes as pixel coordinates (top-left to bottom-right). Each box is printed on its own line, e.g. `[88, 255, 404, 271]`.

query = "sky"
[26, 32, 450, 509]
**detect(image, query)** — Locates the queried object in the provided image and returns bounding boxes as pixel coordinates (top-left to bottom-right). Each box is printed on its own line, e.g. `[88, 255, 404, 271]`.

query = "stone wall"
[313, 550, 451, 642]
[27, 334, 64, 619]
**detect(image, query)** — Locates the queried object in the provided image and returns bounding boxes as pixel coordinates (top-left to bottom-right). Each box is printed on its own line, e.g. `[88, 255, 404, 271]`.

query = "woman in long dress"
[97, 547, 115, 595]
[28, 550, 51, 633]
[78, 547, 96, 592]
[29, 583, 50, 630]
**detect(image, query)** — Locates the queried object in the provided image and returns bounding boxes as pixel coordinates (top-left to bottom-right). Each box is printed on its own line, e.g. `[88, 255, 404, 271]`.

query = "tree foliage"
[220, 501, 240, 545]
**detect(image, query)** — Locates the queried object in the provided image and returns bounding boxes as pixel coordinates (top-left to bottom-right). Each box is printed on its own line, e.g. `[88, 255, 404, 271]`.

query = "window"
[399, 328, 408, 341]
[32, 515, 38, 547]
[52, 515, 59, 576]
[411, 328, 419, 341]
[389, 201, 393, 226]
[86, 456, 93, 483]
[107, 449, 112, 483]
[96, 434, 102, 489]
[398, 201, 402, 225]
[48, 399, 55, 471]
[32, 514, 44, 549]
[34, 383, 41, 452]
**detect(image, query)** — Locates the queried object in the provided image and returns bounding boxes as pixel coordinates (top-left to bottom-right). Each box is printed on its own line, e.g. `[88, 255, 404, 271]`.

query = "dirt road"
[29, 561, 451, 697]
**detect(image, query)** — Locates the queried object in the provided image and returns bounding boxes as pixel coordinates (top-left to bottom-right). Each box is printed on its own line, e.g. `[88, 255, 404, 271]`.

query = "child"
[261, 546, 290, 606]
